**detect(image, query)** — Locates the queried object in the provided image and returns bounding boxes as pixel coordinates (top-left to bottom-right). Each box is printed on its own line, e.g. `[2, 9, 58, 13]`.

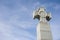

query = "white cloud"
[0, 21, 36, 40]
[14, 21, 35, 29]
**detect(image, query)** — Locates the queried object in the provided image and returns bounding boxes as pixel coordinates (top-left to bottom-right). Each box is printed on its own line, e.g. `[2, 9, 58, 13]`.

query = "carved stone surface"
[33, 7, 52, 40]
[37, 21, 52, 40]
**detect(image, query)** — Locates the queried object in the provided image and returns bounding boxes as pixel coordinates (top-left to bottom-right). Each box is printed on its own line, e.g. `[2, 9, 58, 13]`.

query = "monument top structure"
[37, 7, 45, 11]
[33, 7, 52, 22]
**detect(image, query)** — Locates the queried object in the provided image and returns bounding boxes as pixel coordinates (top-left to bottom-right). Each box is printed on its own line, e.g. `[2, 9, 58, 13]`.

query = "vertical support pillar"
[37, 21, 52, 40]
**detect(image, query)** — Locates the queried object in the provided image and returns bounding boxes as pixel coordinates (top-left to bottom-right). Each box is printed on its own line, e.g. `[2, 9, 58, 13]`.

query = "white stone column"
[33, 7, 52, 40]
[37, 21, 52, 40]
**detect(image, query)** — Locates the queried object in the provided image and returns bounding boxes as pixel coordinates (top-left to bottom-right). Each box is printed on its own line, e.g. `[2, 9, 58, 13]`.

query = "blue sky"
[0, 0, 60, 40]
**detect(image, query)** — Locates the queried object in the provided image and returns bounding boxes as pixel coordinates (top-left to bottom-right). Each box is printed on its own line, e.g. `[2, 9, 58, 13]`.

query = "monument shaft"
[37, 21, 52, 40]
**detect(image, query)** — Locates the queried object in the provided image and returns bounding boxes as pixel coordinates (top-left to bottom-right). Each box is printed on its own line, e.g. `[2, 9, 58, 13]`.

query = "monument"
[33, 7, 52, 40]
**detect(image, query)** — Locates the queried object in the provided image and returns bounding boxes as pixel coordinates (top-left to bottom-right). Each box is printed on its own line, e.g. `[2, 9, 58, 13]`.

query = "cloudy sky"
[0, 0, 60, 40]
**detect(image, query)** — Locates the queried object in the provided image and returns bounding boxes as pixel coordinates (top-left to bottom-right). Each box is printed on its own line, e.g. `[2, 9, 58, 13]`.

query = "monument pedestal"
[37, 21, 52, 40]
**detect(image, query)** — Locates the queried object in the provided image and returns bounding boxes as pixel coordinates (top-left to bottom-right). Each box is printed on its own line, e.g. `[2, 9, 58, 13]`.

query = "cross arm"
[33, 10, 40, 20]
